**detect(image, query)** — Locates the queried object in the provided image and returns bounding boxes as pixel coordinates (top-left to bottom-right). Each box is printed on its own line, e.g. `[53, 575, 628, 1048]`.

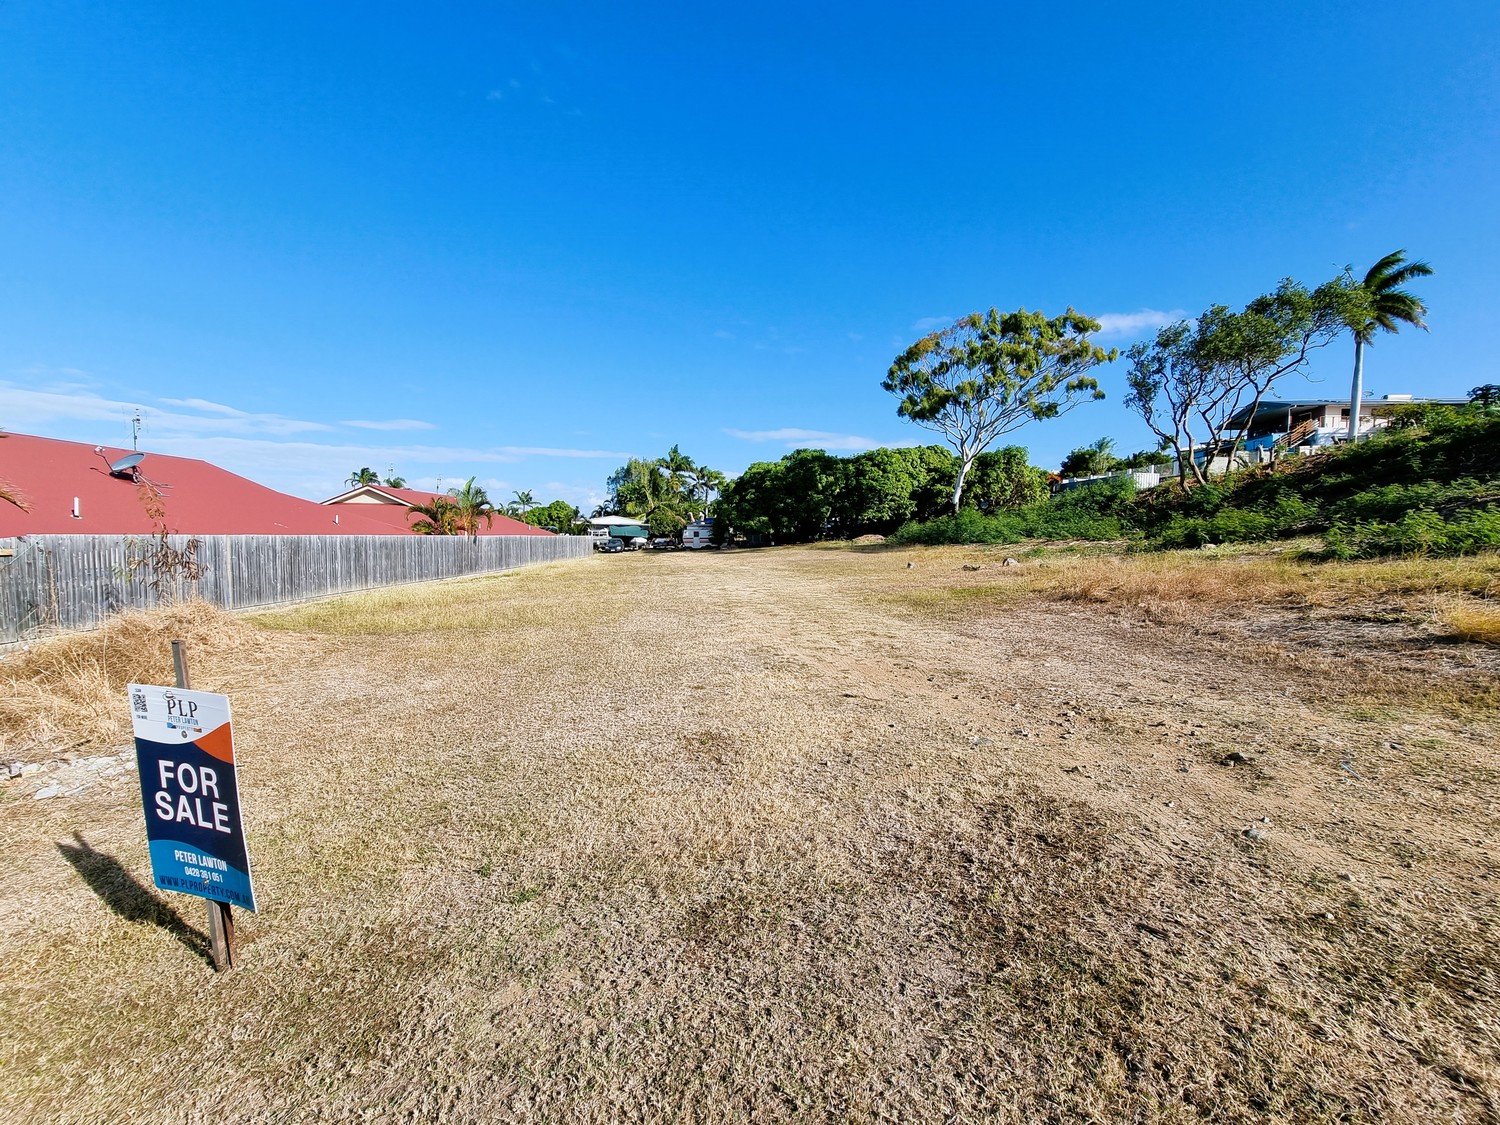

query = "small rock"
[5, 762, 22, 780]
[1222, 751, 1250, 765]
[960, 564, 984, 571]
[1259, 816, 1270, 824]
[1244, 827, 1267, 842]
[34, 786, 60, 800]
[971, 737, 994, 748]
[905, 562, 914, 569]
[1001, 557, 1019, 567]
[1338, 873, 1354, 882]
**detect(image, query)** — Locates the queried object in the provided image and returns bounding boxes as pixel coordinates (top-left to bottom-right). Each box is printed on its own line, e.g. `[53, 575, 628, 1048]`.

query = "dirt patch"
[2, 547, 1497, 1123]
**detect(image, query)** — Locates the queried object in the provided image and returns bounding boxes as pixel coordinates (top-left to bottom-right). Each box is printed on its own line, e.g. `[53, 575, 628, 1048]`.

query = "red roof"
[321, 484, 553, 537]
[0, 433, 548, 537]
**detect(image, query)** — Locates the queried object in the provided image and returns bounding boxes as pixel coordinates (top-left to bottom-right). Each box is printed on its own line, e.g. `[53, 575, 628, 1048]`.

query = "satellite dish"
[109, 452, 145, 475]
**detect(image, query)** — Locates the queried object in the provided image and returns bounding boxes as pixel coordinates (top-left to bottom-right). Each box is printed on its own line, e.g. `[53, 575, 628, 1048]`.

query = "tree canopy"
[882, 307, 1116, 510]
[716, 444, 1046, 543]
[520, 499, 587, 534]
[602, 447, 725, 538]
[1124, 275, 1366, 487]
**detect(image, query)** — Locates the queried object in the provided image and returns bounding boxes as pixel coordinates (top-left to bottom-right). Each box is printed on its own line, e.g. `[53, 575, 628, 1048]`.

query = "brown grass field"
[1, 544, 1498, 1123]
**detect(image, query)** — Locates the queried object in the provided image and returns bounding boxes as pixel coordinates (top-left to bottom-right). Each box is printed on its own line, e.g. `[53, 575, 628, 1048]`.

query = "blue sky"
[2, 1, 1496, 509]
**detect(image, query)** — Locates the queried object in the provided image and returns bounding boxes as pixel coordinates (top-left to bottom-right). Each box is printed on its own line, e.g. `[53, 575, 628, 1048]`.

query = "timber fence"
[0, 533, 593, 642]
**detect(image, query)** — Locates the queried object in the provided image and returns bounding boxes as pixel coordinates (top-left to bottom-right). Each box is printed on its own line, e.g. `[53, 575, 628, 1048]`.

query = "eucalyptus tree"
[883, 308, 1116, 511]
[1125, 275, 1365, 487]
[1346, 250, 1433, 439]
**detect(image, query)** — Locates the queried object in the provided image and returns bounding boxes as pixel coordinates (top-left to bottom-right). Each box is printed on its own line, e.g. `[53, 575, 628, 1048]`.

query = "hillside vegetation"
[893, 404, 1500, 558]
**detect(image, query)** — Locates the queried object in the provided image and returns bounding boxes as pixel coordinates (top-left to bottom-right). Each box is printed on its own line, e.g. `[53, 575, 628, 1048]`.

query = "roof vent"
[1381, 394, 1414, 402]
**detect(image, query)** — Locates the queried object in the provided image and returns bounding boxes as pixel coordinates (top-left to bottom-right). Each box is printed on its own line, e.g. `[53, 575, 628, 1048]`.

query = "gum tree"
[1125, 276, 1366, 488]
[883, 308, 1116, 511]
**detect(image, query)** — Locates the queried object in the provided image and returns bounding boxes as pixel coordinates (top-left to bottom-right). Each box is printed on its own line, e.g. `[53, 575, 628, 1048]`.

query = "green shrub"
[890, 479, 1132, 545]
[1323, 507, 1500, 559]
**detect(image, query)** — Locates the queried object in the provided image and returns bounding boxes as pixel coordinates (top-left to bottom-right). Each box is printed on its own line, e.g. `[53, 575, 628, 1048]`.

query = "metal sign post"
[130, 640, 257, 972]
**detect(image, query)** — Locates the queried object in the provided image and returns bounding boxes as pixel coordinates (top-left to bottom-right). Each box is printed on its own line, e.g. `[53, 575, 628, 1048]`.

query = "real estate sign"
[129, 684, 258, 912]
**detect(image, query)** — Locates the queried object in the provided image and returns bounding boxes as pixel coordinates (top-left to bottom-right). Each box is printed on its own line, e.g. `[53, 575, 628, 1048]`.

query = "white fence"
[0, 533, 592, 642]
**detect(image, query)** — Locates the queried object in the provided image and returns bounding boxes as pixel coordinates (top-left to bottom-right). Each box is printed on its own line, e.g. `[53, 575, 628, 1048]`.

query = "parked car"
[650, 538, 675, 550]
[599, 538, 625, 553]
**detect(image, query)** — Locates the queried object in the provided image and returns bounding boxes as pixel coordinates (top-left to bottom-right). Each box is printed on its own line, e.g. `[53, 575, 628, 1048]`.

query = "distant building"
[0, 432, 389, 536]
[1221, 394, 1467, 454]
[0, 432, 555, 537]
[1050, 393, 1468, 491]
[320, 483, 553, 537]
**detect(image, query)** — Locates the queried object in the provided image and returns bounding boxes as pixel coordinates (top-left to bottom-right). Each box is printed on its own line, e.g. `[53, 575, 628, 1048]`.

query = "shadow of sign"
[56, 832, 213, 968]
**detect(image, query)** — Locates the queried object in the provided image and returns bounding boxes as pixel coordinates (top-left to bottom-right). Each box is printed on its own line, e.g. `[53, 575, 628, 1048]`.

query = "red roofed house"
[0, 433, 552, 538]
[320, 483, 553, 536]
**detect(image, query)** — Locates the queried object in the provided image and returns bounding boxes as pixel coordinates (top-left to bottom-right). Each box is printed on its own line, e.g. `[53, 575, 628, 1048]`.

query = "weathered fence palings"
[0, 533, 592, 642]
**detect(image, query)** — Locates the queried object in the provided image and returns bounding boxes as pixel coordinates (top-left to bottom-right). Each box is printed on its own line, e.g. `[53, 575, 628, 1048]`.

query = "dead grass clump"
[0, 601, 260, 759]
[1441, 597, 1500, 645]
[1047, 554, 1302, 607]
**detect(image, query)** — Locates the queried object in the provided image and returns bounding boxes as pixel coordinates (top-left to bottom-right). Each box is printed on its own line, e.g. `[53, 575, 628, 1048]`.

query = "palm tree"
[448, 477, 499, 539]
[685, 464, 727, 518]
[511, 489, 537, 516]
[407, 494, 461, 535]
[346, 467, 381, 487]
[660, 445, 695, 492]
[1347, 250, 1434, 440]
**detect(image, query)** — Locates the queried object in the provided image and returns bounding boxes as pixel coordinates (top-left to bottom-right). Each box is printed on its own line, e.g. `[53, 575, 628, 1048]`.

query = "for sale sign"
[129, 684, 258, 912]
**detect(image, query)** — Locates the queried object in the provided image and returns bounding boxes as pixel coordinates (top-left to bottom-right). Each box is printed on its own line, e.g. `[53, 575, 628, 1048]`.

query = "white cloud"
[910, 315, 953, 333]
[724, 427, 911, 452]
[341, 418, 438, 431]
[142, 395, 333, 433]
[1093, 309, 1186, 339]
[0, 382, 630, 500]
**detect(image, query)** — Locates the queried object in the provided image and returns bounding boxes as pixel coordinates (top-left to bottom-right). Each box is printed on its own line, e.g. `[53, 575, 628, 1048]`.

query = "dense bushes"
[718, 444, 1048, 543]
[885, 405, 1500, 557]
[890, 477, 1133, 545]
[1323, 508, 1500, 559]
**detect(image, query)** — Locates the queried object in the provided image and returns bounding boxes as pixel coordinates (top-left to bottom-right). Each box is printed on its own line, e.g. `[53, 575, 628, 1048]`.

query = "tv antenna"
[130, 409, 144, 451]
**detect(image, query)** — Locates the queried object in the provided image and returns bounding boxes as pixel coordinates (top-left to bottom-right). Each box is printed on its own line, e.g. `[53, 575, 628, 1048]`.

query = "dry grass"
[0, 600, 273, 762]
[1442, 598, 1500, 645]
[2, 547, 1498, 1123]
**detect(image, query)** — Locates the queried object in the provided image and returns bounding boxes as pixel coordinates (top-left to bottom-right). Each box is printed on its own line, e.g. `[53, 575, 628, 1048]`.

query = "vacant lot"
[2, 545, 1498, 1123]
